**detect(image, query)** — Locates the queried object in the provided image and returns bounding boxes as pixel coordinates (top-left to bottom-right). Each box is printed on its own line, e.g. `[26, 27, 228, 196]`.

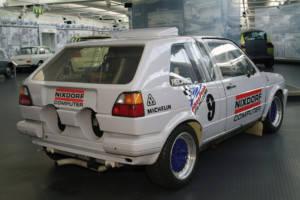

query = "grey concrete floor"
[0, 63, 300, 200]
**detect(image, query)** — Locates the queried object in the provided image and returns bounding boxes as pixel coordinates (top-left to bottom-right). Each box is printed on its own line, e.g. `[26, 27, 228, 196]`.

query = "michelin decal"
[146, 94, 171, 114]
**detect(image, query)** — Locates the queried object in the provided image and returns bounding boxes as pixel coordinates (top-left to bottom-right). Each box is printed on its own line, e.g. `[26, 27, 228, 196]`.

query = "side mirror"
[246, 66, 254, 78]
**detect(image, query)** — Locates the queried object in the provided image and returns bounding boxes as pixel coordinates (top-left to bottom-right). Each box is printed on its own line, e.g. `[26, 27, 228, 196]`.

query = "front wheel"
[146, 124, 199, 189]
[263, 93, 283, 133]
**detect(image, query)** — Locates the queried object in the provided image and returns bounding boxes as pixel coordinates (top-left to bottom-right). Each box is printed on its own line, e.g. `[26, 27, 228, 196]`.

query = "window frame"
[169, 42, 205, 87]
[204, 38, 258, 80]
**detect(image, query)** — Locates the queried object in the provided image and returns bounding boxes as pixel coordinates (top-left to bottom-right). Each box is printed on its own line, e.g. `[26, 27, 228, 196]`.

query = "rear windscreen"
[243, 31, 267, 41]
[32, 46, 144, 84]
[78, 37, 110, 42]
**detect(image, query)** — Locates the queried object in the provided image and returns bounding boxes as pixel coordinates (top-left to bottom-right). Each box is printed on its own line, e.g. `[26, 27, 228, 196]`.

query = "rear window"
[243, 31, 267, 41]
[78, 37, 110, 42]
[32, 46, 144, 84]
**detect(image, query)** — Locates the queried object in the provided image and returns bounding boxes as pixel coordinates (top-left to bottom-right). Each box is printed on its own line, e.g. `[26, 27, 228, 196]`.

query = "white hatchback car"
[17, 27, 287, 188]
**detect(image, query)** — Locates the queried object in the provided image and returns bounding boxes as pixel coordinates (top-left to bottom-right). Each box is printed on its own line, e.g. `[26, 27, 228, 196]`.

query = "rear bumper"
[17, 119, 162, 165]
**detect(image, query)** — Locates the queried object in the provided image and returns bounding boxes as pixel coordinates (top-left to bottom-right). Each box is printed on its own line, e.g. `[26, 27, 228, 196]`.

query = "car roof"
[241, 29, 266, 34]
[64, 27, 232, 48]
[21, 46, 49, 48]
[73, 35, 110, 38]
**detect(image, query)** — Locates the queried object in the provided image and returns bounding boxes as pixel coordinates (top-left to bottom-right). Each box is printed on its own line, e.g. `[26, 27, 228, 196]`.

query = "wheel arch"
[163, 118, 203, 148]
[262, 87, 284, 121]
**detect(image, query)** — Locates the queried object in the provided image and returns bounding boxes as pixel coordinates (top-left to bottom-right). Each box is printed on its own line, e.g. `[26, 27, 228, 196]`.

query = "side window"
[207, 42, 255, 78]
[196, 42, 215, 81]
[169, 43, 203, 86]
[45, 48, 51, 53]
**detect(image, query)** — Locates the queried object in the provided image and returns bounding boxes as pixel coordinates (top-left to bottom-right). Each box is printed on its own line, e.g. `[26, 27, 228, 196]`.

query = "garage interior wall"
[0, 10, 127, 58]
[130, 0, 241, 44]
[255, 4, 300, 61]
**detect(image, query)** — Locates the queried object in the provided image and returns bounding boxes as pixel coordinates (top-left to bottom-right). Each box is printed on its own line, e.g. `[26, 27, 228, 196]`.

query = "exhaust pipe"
[56, 158, 109, 172]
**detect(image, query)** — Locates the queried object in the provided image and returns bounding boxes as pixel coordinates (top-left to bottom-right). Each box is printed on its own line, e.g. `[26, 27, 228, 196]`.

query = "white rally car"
[17, 27, 287, 188]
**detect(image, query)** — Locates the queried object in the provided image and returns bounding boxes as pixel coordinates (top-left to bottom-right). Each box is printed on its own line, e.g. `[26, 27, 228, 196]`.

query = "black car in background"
[241, 29, 275, 68]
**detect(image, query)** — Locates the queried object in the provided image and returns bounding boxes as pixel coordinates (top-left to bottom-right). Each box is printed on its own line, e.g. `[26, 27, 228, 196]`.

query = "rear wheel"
[37, 61, 43, 67]
[263, 93, 283, 133]
[146, 124, 199, 189]
[4, 65, 12, 78]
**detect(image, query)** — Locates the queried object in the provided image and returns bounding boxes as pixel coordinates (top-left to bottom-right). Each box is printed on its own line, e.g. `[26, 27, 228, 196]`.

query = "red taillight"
[27, 60, 31, 63]
[74, 51, 82, 57]
[267, 43, 274, 48]
[241, 43, 245, 49]
[112, 92, 145, 117]
[19, 86, 32, 106]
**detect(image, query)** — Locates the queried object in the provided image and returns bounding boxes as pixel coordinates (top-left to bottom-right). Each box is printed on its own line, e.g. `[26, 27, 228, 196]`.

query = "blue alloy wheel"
[270, 96, 283, 128]
[170, 132, 197, 180]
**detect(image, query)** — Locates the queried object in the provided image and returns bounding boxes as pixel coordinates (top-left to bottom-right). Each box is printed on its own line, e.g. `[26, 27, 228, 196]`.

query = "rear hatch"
[243, 31, 268, 57]
[31, 45, 144, 112]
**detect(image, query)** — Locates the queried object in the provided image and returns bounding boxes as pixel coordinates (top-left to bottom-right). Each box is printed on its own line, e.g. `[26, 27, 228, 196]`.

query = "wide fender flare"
[262, 84, 286, 121]
[158, 109, 202, 149]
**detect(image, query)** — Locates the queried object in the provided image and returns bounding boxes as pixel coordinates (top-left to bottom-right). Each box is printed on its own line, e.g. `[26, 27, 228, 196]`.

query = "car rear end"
[16, 39, 168, 166]
[241, 30, 274, 67]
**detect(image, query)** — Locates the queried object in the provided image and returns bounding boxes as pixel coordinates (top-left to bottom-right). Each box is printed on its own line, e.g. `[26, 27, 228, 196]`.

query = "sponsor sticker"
[181, 84, 207, 114]
[234, 88, 262, 121]
[54, 88, 84, 107]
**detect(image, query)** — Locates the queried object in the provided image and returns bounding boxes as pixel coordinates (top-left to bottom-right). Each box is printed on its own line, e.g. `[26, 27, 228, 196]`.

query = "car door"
[205, 39, 266, 131]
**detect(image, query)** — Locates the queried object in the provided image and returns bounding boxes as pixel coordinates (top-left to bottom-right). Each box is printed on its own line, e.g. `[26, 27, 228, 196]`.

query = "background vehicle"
[241, 29, 274, 68]
[11, 46, 53, 69]
[69, 34, 111, 43]
[17, 27, 287, 189]
[0, 57, 15, 78]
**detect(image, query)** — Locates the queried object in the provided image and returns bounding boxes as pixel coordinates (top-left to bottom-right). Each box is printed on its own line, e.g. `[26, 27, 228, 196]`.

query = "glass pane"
[169, 43, 202, 86]
[207, 41, 250, 78]
[33, 46, 144, 84]
[196, 42, 215, 81]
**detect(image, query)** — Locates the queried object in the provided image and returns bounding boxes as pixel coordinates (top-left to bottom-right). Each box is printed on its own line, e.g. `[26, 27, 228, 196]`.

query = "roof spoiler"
[116, 27, 178, 38]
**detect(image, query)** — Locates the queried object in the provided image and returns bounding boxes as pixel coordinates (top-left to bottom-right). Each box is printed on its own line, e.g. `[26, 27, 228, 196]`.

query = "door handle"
[226, 84, 236, 89]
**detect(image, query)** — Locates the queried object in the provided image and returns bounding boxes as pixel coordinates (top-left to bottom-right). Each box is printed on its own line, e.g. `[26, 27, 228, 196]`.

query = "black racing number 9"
[206, 94, 215, 121]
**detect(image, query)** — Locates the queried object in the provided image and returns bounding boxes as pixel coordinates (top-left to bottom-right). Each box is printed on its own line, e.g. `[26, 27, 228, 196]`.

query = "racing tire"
[4, 65, 12, 78]
[263, 93, 283, 134]
[265, 58, 274, 68]
[146, 124, 199, 189]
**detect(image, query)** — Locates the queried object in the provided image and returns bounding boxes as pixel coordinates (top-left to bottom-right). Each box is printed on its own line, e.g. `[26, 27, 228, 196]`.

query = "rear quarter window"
[32, 46, 144, 84]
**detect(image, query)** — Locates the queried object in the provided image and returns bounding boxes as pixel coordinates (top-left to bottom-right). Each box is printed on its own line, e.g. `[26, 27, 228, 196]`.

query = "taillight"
[267, 43, 274, 48]
[241, 43, 245, 49]
[112, 92, 144, 117]
[27, 60, 31, 63]
[19, 86, 32, 106]
[74, 51, 82, 57]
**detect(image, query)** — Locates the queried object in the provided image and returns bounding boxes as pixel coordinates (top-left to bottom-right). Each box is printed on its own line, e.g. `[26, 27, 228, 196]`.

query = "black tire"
[4, 65, 12, 78]
[37, 61, 43, 67]
[265, 58, 274, 68]
[146, 124, 199, 189]
[263, 93, 283, 133]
